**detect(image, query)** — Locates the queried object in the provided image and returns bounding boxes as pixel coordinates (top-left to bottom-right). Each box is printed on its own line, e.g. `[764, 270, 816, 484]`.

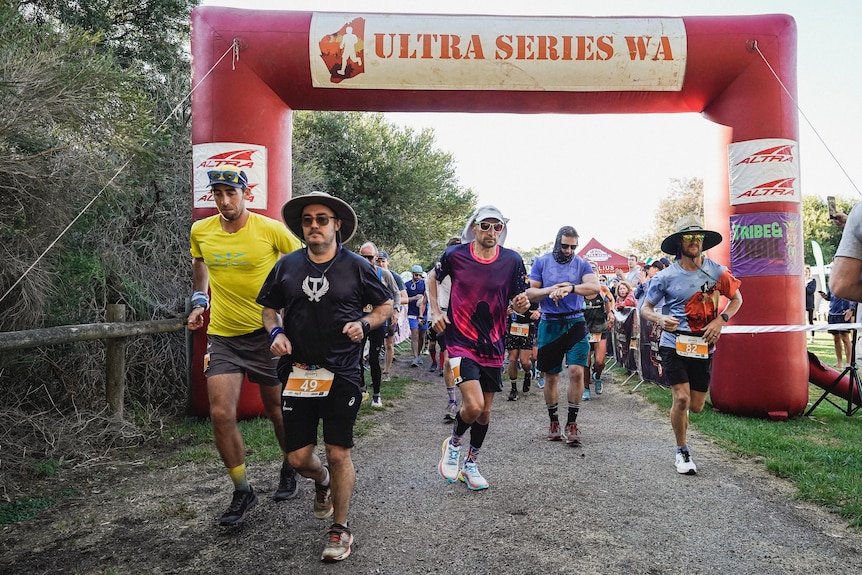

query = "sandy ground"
[2, 359, 862, 575]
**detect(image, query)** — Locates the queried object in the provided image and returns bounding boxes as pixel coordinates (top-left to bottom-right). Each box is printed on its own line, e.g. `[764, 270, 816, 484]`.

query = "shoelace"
[446, 444, 459, 465]
[228, 492, 251, 513]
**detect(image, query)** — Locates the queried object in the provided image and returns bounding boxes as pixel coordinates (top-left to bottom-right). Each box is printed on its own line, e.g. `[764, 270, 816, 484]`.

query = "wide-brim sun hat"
[660, 214, 722, 255]
[282, 191, 358, 244]
[460, 205, 509, 246]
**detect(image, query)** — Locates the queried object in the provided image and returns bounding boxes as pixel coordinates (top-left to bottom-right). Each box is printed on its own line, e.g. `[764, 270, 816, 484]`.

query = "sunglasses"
[207, 169, 243, 184]
[301, 214, 337, 227]
[360, 254, 376, 261]
[560, 243, 578, 251]
[476, 221, 505, 232]
[681, 233, 705, 243]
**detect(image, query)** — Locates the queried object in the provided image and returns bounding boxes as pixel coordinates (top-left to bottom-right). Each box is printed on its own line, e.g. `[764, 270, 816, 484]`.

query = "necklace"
[303, 246, 339, 278]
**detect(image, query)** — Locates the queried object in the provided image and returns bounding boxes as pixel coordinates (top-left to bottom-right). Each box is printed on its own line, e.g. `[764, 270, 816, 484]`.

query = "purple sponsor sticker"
[729, 212, 803, 277]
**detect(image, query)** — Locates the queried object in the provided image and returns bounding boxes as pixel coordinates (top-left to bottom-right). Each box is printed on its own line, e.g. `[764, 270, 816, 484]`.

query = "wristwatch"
[359, 319, 371, 335]
[720, 313, 730, 322]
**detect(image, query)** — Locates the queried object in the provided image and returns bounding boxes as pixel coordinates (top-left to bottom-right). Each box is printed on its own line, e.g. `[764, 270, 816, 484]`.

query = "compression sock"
[452, 411, 470, 443]
[469, 421, 489, 450]
[567, 401, 580, 424]
[547, 402, 559, 423]
[227, 463, 251, 492]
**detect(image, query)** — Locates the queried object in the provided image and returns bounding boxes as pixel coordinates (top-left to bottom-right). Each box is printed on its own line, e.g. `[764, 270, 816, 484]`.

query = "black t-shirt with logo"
[257, 246, 392, 381]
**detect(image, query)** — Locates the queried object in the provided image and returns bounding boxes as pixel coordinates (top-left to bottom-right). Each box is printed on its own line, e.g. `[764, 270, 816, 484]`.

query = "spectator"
[805, 266, 816, 344]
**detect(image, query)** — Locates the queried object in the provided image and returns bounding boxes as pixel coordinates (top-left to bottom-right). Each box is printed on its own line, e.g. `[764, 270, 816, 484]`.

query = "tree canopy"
[292, 111, 476, 269]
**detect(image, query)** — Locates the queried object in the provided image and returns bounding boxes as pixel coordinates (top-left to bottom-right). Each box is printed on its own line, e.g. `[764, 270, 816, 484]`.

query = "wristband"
[191, 291, 209, 310]
[269, 326, 285, 344]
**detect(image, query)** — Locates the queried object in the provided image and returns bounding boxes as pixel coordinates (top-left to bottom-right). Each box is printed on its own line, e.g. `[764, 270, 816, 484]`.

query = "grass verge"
[614, 328, 862, 528]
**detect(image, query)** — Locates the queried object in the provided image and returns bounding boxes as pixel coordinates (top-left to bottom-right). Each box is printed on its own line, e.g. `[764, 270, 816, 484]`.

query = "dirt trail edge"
[2, 364, 861, 575]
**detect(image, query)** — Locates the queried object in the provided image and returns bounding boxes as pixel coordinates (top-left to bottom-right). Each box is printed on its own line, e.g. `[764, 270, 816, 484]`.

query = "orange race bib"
[284, 364, 335, 397]
[448, 357, 464, 385]
[509, 322, 529, 337]
[589, 333, 602, 343]
[675, 335, 709, 359]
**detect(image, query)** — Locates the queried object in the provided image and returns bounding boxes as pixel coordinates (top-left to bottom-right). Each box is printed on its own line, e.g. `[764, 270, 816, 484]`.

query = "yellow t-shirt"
[190, 212, 301, 337]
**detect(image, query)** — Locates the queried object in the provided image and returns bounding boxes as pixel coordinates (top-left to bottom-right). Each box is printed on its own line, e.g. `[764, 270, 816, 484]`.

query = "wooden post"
[105, 304, 127, 420]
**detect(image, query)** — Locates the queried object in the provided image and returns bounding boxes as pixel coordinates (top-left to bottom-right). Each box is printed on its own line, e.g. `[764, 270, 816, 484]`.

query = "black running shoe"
[219, 487, 258, 526]
[273, 462, 300, 501]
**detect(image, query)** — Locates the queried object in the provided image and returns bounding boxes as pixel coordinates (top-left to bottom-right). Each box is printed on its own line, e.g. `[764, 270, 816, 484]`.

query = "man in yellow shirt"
[187, 165, 301, 526]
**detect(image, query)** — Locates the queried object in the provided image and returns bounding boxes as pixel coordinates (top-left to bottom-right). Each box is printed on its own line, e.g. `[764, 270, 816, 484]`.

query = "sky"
[200, 0, 862, 254]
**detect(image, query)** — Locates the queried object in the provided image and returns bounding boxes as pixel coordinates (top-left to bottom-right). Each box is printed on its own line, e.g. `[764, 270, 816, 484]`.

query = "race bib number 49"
[284, 364, 335, 397]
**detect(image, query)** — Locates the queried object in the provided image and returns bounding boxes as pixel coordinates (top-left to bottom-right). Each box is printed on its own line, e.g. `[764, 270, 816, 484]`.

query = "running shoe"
[382, 371, 391, 382]
[547, 421, 562, 441]
[438, 437, 461, 482]
[371, 396, 383, 408]
[444, 400, 458, 421]
[594, 377, 603, 395]
[428, 362, 438, 372]
[219, 487, 258, 526]
[565, 422, 582, 447]
[458, 461, 490, 490]
[536, 375, 545, 389]
[273, 462, 300, 501]
[313, 468, 334, 519]
[321, 523, 353, 562]
[675, 451, 697, 475]
[582, 389, 591, 401]
[507, 388, 518, 401]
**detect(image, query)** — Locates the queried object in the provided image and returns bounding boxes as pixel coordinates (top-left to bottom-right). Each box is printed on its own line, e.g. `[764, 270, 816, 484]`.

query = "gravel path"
[2, 360, 862, 574]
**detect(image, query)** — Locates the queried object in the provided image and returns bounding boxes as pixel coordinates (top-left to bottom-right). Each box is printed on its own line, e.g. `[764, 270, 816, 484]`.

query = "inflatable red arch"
[190, 7, 804, 420]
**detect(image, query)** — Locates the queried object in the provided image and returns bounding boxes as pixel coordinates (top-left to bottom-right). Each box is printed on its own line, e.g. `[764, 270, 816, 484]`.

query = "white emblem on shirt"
[303, 275, 330, 302]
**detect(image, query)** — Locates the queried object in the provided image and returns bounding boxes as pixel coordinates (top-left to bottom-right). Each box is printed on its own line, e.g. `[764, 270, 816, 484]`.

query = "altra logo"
[196, 149, 257, 169]
[737, 177, 796, 198]
[318, 18, 366, 83]
[734, 144, 795, 166]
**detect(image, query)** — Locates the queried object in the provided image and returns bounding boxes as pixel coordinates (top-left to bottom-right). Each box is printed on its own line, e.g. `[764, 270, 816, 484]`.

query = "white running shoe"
[438, 438, 461, 482]
[444, 401, 458, 421]
[458, 461, 489, 490]
[675, 451, 697, 475]
[371, 396, 383, 408]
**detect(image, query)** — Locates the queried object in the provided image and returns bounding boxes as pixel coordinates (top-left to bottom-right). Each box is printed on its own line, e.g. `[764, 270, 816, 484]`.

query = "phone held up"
[827, 195, 838, 220]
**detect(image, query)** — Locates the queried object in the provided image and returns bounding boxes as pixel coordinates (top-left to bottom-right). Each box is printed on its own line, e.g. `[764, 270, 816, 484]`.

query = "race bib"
[448, 357, 463, 385]
[676, 335, 709, 359]
[589, 333, 602, 343]
[509, 322, 529, 337]
[284, 364, 335, 397]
